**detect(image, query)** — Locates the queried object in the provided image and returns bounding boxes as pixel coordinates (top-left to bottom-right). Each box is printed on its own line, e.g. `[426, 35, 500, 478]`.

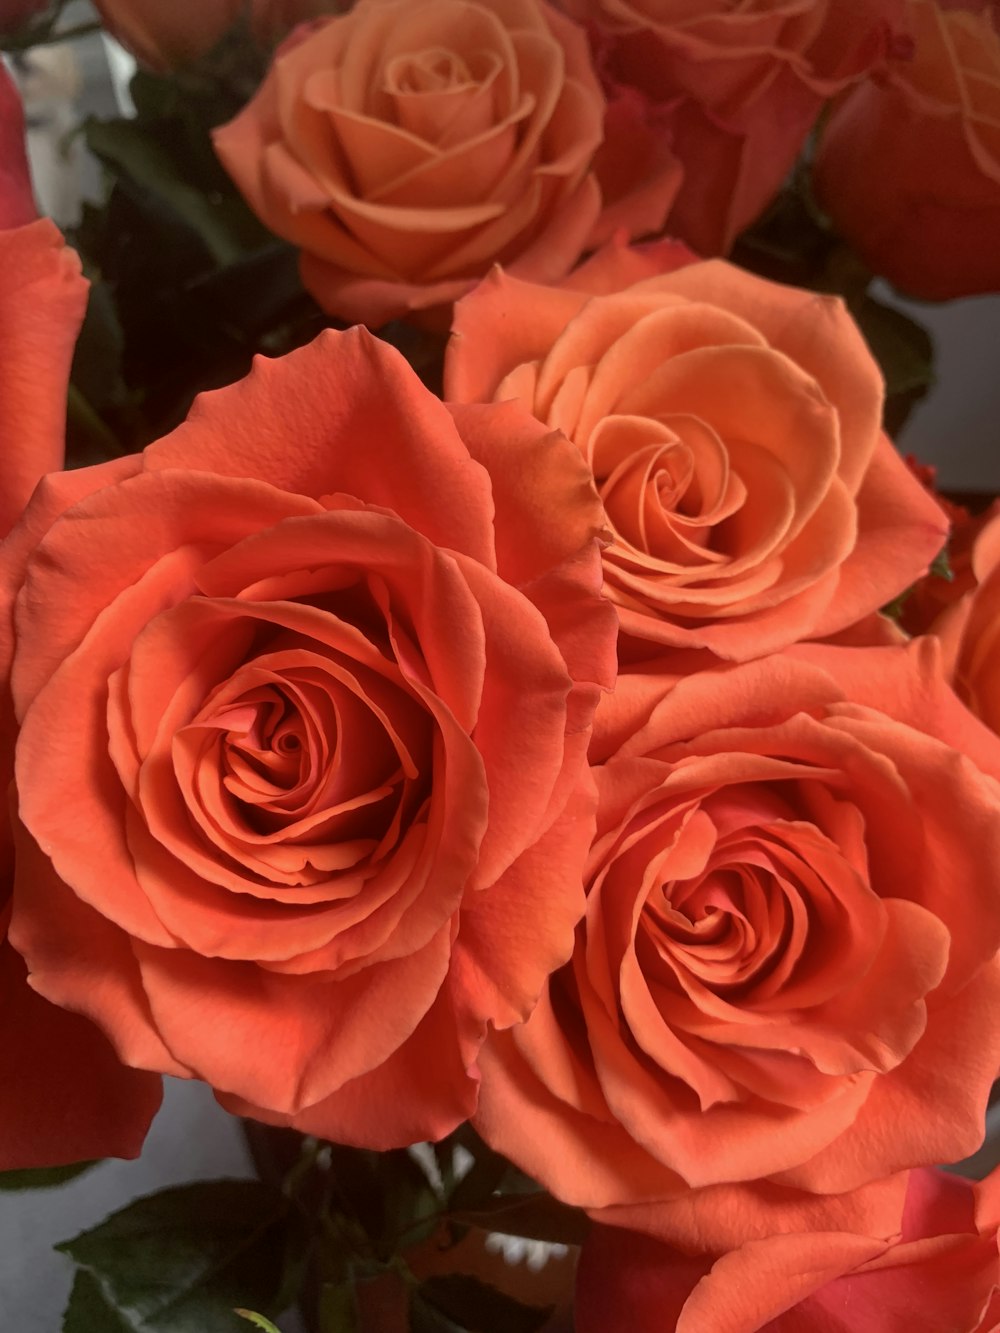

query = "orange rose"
[813, 0, 1000, 301]
[213, 0, 678, 325]
[926, 507, 1000, 736]
[2, 329, 617, 1149]
[474, 642, 1000, 1230]
[576, 1167, 1000, 1333]
[0, 219, 161, 1169]
[559, 0, 904, 254]
[446, 240, 948, 662]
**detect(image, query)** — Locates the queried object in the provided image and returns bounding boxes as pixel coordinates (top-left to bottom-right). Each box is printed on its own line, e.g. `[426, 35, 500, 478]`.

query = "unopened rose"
[814, 0, 1000, 300]
[93, 0, 328, 70]
[3, 328, 616, 1149]
[576, 1168, 1000, 1332]
[559, 0, 904, 254]
[446, 241, 947, 661]
[475, 642, 1000, 1230]
[0, 219, 161, 1169]
[214, 0, 677, 326]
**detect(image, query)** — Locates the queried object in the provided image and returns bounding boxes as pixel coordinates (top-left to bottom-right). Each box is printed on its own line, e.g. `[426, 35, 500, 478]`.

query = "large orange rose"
[576, 1167, 1000, 1333]
[813, 0, 1000, 301]
[474, 641, 1000, 1233]
[446, 241, 948, 662]
[2, 328, 617, 1149]
[558, 0, 904, 254]
[214, 0, 678, 326]
[0, 219, 161, 1169]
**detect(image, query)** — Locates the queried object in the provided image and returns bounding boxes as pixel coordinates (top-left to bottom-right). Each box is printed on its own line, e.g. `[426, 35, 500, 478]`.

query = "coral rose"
[1, 328, 617, 1149]
[558, 0, 904, 254]
[814, 0, 1000, 301]
[576, 1167, 1000, 1332]
[474, 641, 1000, 1232]
[0, 219, 161, 1169]
[446, 241, 948, 662]
[213, 0, 677, 326]
[926, 507, 1000, 737]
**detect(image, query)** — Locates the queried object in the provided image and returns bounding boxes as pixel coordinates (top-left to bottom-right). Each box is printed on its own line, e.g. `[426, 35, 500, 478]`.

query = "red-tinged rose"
[446, 240, 948, 662]
[2, 328, 617, 1149]
[814, 0, 1000, 301]
[213, 0, 678, 327]
[474, 641, 1000, 1237]
[0, 218, 161, 1169]
[0, 65, 35, 231]
[559, 0, 905, 254]
[576, 1168, 1000, 1332]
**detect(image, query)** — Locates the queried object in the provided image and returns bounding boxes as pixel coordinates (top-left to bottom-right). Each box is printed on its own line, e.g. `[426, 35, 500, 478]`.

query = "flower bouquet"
[2, 0, 1000, 1329]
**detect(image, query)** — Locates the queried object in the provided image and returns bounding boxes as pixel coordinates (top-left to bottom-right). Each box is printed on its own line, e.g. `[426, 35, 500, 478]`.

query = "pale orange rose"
[558, 0, 905, 254]
[814, 0, 1000, 301]
[576, 1168, 1000, 1333]
[475, 641, 1000, 1239]
[927, 507, 1000, 737]
[446, 239, 948, 662]
[214, 0, 679, 325]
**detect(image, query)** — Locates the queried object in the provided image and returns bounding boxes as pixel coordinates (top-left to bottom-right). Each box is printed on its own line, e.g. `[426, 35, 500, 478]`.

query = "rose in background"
[0, 0, 47, 36]
[575, 1167, 1000, 1332]
[558, 0, 905, 255]
[814, 0, 1000, 301]
[92, 0, 334, 70]
[214, 0, 679, 326]
[474, 643, 1000, 1247]
[2, 327, 617, 1150]
[447, 241, 947, 662]
[0, 200, 161, 1167]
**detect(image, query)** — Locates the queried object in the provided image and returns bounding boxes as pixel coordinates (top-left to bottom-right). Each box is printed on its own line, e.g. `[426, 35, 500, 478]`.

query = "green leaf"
[0, 1160, 96, 1191]
[234, 1312, 282, 1333]
[418, 1274, 552, 1333]
[318, 1279, 361, 1333]
[409, 1292, 468, 1333]
[853, 297, 936, 410]
[63, 1270, 135, 1333]
[84, 117, 267, 265]
[449, 1193, 591, 1248]
[57, 1179, 294, 1332]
